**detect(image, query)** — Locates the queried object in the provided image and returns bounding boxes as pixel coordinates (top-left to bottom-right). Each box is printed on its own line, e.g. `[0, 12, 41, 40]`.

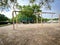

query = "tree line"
[0, 0, 57, 24]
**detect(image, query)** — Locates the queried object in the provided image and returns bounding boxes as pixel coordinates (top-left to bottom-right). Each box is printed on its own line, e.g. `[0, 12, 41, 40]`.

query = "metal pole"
[38, 15, 39, 23]
[15, 11, 18, 29]
[41, 12, 42, 24]
[12, 11, 15, 30]
[51, 14, 53, 23]
[59, 15, 60, 24]
[36, 15, 38, 23]
[35, 12, 37, 23]
[40, 12, 43, 26]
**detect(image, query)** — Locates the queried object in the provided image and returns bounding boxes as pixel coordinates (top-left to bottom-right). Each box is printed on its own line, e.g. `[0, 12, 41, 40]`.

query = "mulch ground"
[0, 23, 60, 45]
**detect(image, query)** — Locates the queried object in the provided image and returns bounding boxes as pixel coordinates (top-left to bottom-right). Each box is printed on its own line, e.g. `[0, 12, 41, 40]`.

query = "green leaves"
[29, 0, 54, 10]
[0, 0, 8, 6]
[16, 5, 39, 23]
[42, 0, 54, 10]
[10, 0, 17, 3]
[0, 14, 9, 21]
[0, 0, 54, 12]
[0, 0, 17, 11]
[10, 0, 14, 2]
[30, 0, 35, 3]
[18, 4, 42, 17]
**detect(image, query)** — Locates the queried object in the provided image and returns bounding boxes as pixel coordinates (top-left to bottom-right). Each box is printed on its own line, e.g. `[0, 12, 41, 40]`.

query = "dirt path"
[0, 23, 60, 45]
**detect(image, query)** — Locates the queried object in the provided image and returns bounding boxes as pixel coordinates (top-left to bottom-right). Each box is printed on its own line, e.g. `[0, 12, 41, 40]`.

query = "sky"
[0, 0, 60, 19]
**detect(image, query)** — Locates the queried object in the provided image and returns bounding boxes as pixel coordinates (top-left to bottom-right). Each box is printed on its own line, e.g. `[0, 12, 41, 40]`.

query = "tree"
[0, 0, 17, 11]
[0, 14, 9, 21]
[0, 0, 54, 11]
[53, 18, 59, 20]
[16, 5, 41, 23]
[0, 0, 54, 23]
[29, 0, 54, 10]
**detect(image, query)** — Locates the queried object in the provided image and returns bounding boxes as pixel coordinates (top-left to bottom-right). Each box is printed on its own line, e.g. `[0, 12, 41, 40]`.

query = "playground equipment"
[12, 11, 59, 30]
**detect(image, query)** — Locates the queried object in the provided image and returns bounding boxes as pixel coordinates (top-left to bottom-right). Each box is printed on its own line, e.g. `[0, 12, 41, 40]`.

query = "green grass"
[0, 24, 10, 27]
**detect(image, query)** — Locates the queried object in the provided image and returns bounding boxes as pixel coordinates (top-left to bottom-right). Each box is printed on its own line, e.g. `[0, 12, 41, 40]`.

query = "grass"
[0, 24, 10, 27]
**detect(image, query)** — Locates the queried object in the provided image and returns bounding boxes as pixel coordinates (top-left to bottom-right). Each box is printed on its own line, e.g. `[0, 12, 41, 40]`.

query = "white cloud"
[0, 10, 12, 19]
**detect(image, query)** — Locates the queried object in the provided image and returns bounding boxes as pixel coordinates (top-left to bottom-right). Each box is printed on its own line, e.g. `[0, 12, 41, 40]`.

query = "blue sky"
[41, 0, 60, 18]
[0, 0, 60, 18]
